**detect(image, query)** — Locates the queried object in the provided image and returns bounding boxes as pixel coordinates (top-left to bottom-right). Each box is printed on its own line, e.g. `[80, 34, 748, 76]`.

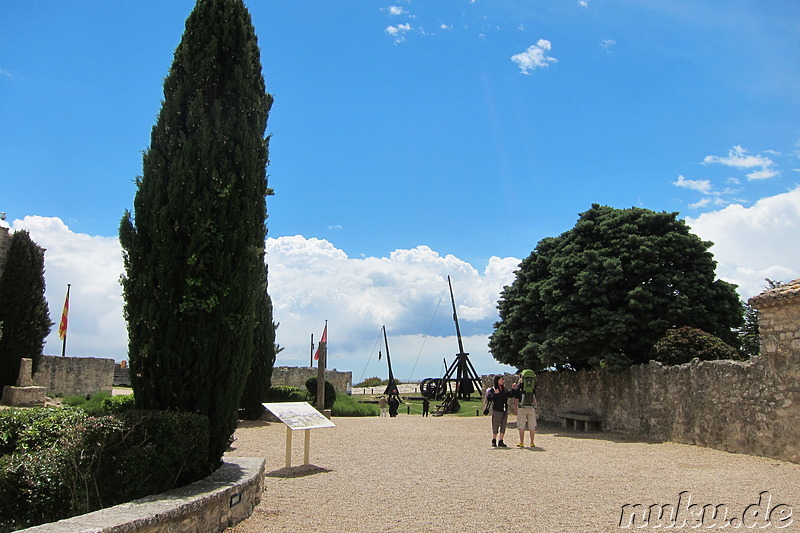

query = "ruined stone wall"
[271, 366, 352, 393]
[32, 355, 115, 397]
[531, 279, 800, 464]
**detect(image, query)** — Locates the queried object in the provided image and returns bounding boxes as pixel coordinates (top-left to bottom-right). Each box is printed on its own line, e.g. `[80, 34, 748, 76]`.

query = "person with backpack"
[510, 369, 537, 448]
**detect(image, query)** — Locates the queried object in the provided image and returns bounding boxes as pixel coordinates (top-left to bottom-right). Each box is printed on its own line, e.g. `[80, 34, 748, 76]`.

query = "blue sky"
[1, 1, 799, 382]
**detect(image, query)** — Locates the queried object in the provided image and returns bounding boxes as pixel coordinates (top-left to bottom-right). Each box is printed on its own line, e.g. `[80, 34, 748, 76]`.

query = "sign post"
[263, 402, 335, 468]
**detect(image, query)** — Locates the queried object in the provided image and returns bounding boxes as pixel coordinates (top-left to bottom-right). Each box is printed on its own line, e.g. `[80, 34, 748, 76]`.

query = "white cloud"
[10, 217, 519, 380]
[579, 0, 589, 7]
[511, 39, 557, 75]
[702, 145, 778, 181]
[0, 68, 12, 78]
[12, 216, 127, 361]
[266, 237, 520, 378]
[674, 174, 713, 194]
[745, 168, 779, 180]
[387, 5, 406, 16]
[440, 23, 452, 31]
[385, 23, 413, 43]
[685, 187, 800, 300]
[601, 39, 616, 52]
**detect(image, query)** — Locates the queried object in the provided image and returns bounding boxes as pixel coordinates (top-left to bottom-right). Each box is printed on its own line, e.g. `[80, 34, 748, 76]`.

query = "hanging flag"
[313, 323, 327, 360]
[58, 286, 70, 340]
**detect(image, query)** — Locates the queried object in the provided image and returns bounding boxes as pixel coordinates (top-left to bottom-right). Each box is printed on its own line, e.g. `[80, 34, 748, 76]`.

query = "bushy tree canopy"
[0, 230, 52, 387]
[489, 205, 743, 371]
[651, 326, 739, 365]
[119, 0, 272, 466]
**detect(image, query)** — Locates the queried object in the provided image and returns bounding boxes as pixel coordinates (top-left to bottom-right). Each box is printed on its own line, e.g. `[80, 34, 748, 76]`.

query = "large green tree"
[119, 0, 273, 466]
[239, 261, 278, 420]
[0, 230, 52, 387]
[489, 205, 743, 371]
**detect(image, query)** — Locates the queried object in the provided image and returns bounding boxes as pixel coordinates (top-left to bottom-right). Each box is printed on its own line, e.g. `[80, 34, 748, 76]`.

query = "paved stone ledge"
[19, 456, 265, 533]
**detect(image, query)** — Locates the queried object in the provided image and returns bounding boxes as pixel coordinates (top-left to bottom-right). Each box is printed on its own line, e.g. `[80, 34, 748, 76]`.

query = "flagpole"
[60, 284, 71, 357]
[316, 320, 327, 412]
[310, 333, 314, 367]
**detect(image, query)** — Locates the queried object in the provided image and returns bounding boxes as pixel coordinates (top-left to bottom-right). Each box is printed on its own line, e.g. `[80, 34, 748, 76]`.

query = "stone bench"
[557, 411, 601, 432]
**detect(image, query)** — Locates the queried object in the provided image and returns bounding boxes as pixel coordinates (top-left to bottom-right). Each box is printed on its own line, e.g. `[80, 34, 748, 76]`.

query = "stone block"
[2, 385, 46, 407]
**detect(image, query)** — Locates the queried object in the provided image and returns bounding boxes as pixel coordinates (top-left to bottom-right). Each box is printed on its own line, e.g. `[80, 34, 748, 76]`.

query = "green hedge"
[264, 386, 309, 403]
[0, 408, 210, 532]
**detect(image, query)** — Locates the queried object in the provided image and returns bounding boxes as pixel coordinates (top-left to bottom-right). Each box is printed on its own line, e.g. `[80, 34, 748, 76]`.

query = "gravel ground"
[224, 415, 799, 532]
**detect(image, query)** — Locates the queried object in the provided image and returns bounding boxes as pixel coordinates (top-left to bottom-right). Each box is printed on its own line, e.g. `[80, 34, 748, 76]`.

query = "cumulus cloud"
[387, 5, 407, 16]
[266, 237, 520, 379]
[12, 216, 127, 360]
[579, 0, 589, 7]
[685, 187, 800, 300]
[511, 40, 557, 74]
[703, 145, 778, 181]
[10, 217, 519, 380]
[385, 23, 413, 43]
[674, 175, 713, 194]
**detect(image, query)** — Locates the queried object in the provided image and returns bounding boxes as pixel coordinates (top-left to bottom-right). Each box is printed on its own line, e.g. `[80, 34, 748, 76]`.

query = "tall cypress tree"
[239, 261, 277, 420]
[0, 230, 52, 388]
[119, 0, 273, 466]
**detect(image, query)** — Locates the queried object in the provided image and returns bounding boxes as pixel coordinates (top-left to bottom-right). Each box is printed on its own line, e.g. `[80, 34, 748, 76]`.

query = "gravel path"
[224, 415, 799, 532]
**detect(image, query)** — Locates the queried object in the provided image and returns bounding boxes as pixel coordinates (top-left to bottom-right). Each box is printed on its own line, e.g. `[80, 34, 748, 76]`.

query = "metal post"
[285, 426, 292, 468]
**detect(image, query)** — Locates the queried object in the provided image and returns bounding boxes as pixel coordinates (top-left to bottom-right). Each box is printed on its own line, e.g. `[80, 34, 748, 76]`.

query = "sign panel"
[262, 402, 336, 430]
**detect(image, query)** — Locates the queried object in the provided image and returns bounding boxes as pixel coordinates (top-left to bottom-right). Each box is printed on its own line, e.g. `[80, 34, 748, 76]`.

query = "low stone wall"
[33, 355, 115, 397]
[18, 457, 265, 533]
[534, 356, 798, 463]
[272, 366, 352, 393]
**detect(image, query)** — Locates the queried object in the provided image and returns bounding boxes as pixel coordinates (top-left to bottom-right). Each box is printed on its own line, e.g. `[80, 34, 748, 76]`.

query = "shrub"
[0, 408, 211, 531]
[100, 394, 136, 415]
[304, 378, 336, 410]
[651, 326, 740, 366]
[331, 393, 380, 417]
[353, 377, 384, 388]
[0, 407, 85, 455]
[264, 386, 308, 403]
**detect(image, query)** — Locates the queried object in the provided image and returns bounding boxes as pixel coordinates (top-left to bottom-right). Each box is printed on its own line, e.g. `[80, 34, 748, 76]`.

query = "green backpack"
[519, 369, 536, 407]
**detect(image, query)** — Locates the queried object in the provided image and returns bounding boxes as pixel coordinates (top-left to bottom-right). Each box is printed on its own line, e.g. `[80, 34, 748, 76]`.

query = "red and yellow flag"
[58, 286, 70, 340]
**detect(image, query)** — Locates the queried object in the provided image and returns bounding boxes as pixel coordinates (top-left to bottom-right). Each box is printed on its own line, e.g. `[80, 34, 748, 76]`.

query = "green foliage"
[331, 393, 380, 417]
[239, 267, 278, 420]
[0, 408, 85, 456]
[63, 391, 113, 415]
[0, 230, 52, 388]
[354, 377, 386, 388]
[737, 304, 760, 359]
[490, 205, 744, 371]
[651, 326, 740, 365]
[118, 0, 273, 466]
[0, 408, 209, 531]
[101, 394, 136, 414]
[305, 377, 337, 410]
[265, 386, 309, 403]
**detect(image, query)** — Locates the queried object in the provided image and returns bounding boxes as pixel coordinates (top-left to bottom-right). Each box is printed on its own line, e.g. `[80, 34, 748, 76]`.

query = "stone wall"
[271, 366, 352, 393]
[529, 278, 800, 464]
[32, 355, 115, 397]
